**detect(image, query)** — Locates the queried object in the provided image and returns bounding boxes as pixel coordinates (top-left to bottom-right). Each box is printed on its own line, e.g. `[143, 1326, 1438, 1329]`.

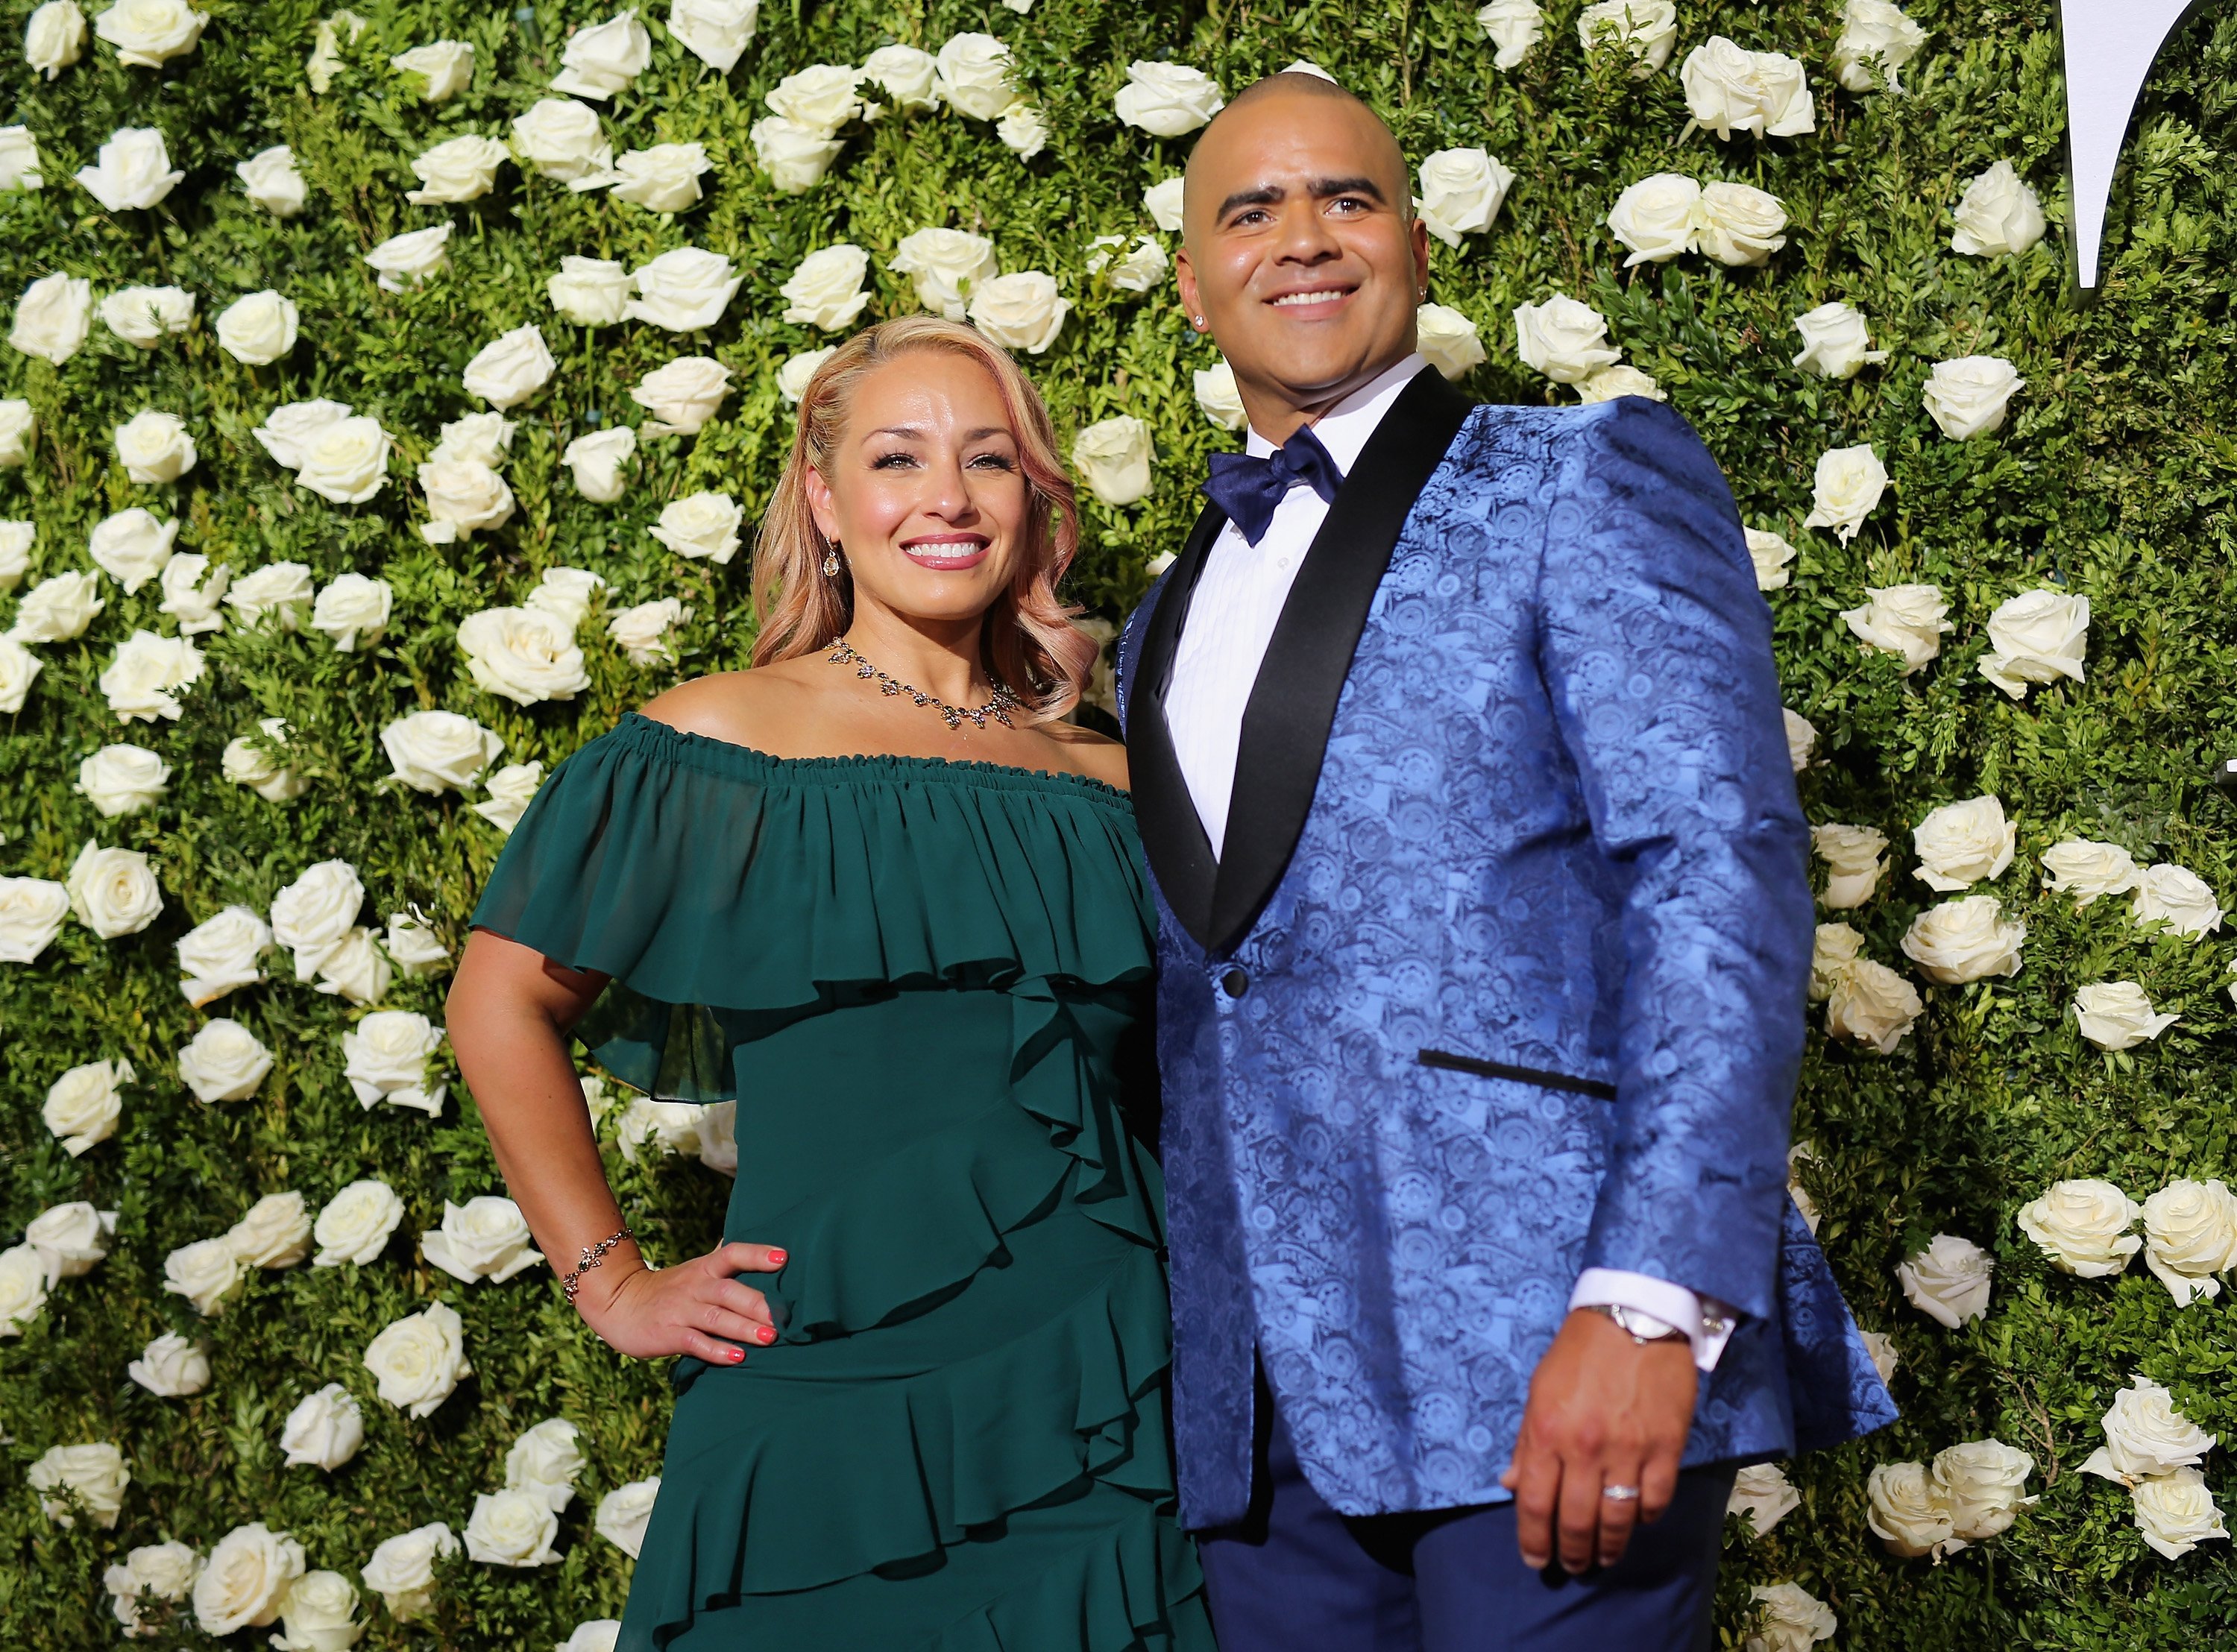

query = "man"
[1116, 73, 1895, 1651]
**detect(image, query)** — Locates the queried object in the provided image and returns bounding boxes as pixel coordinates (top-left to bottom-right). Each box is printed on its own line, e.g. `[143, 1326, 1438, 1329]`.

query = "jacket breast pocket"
[1415, 1047, 1617, 1102]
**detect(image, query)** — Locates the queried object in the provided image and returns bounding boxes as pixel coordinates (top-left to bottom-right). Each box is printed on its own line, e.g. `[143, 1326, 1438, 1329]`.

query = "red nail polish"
[758, 1325, 775, 1344]
[767, 1249, 787, 1266]
[729, 1347, 743, 1363]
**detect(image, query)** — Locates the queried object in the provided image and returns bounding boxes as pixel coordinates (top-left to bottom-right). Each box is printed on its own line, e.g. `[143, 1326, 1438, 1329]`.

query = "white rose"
[632, 356, 732, 436]
[1414, 148, 1521, 249]
[360, 1524, 458, 1623]
[104, 1540, 202, 1636]
[559, 1621, 624, 1652]
[0, 400, 34, 466]
[295, 415, 392, 504]
[192, 1522, 305, 1635]
[251, 398, 350, 469]
[966, 271, 1070, 354]
[27, 0, 88, 79]
[75, 125, 182, 210]
[749, 115, 843, 192]
[698, 1099, 739, 1175]
[1951, 160, 2044, 258]
[163, 1236, 242, 1315]
[1576, 364, 1664, 403]
[1477, 0, 1544, 71]
[113, 409, 196, 484]
[1825, 959, 1922, 1054]
[1143, 175, 1186, 233]
[1417, 304, 1488, 380]
[2041, 839, 2140, 907]
[0, 125, 35, 192]
[1840, 582, 1947, 673]
[101, 283, 194, 347]
[610, 142, 711, 212]
[313, 1179, 405, 1266]
[1812, 822, 1887, 908]
[1790, 300, 1887, 379]
[1922, 354, 2024, 441]
[608, 596, 689, 665]
[1865, 1459, 1952, 1558]
[558, 426, 635, 503]
[271, 858, 365, 978]
[2082, 1375, 2219, 1485]
[777, 347, 834, 404]
[2132, 863, 2222, 938]
[1087, 234, 1168, 293]
[2016, 1177, 2141, 1277]
[363, 224, 453, 293]
[647, 491, 743, 565]
[1113, 58, 1224, 137]
[1978, 587, 2087, 699]
[406, 133, 508, 205]
[225, 560, 315, 629]
[1932, 1439, 2036, 1544]
[10, 270, 92, 363]
[391, 38, 471, 101]
[92, 0, 203, 65]
[627, 245, 743, 332]
[1834, 0, 1928, 93]
[270, 1569, 362, 1652]
[505, 1418, 585, 1511]
[551, 7, 651, 100]
[1605, 172, 1700, 265]
[1911, 795, 2015, 892]
[463, 1488, 561, 1567]
[0, 1243, 48, 1334]
[364, 1300, 471, 1416]
[213, 289, 298, 365]
[934, 32, 1016, 120]
[671, 0, 757, 72]
[2073, 981, 2179, 1052]
[29, 1441, 129, 1528]
[1744, 526, 1797, 592]
[780, 244, 871, 331]
[431, 408, 519, 469]
[616, 1097, 707, 1161]
[1513, 294, 1620, 385]
[457, 606, 588, 705]
[1900, 894, 2024, 985]
[176, 1017, 273, 1102]
[0, 520, 29, 589]
[314, 925, 392, 1006]
[1746, 1580, 1837, 1652]
[1897, 1232, 1992, 1328]
[306, 572, 394, 653]
[76, 743, 169, 819]
[415, 458, 515, 542]
[1576, 0, 1677, 77]
[227, 1190, 312, 1269]
[2138, 1182, 2237, 1307]
[386, 908, 452, 977]
[128, 1331, 210, 1396]
[767, 61, 866, 131]
[28, 1200, 115, 1280]
[862, 42, 937, 110]
[382, 710, 502, 795]
[1783, 708, 1816, 772]
[280, 1383, 364, 1470]
[221, 716, 309, 804]
[341, 1009, 448, 1114]
[995, 102, 1046, 156]
[525, 566, 608, 631]
[421, 1194, 545, 1285]
[890, 227, 998, 321]
[1697, 181, 1788, 265]
[474, 761, 545, 833]
[236, 144, 305, 215]
[85, 507, 177, 594]
[65, 836, 163, 936]
[1802, 443, 1888, 542]
[0, 635, 37, 711]
[1192, 359, 1246, 431]
[594, 1478, 661, 1558]
[511, 98, 610, 183]
[1072, 417, 1153, 507]
[1681, 38, 1816, 140]
[175, 905, 269, 1005]
[1728, 1463, 1802, 1536]
[10, 570, 103, 641]
[548, 254, 632, 325]
[460, 323, 555, 409]
[2129, 1467, 2230, 1560]
[43, 1055, 130, 1154]
[1807, 921, 1865, 1002]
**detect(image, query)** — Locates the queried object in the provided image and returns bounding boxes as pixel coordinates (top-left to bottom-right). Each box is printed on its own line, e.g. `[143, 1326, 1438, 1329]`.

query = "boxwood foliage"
[3, 0, 2236, 1645]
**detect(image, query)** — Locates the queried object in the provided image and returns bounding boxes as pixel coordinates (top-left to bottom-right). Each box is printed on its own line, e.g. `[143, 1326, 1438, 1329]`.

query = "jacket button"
[1221, 968, 1250, 999]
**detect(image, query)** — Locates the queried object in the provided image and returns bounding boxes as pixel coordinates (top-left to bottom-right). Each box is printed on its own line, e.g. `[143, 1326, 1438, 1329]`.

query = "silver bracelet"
[561, 1229, 632, 1305]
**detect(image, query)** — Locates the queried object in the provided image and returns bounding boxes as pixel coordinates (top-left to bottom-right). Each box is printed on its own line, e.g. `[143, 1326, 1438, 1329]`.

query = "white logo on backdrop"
[2063, 0, 2206, 288]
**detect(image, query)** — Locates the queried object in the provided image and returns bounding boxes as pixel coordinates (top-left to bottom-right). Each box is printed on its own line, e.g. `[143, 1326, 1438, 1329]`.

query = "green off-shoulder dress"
[467, 711, 1215, 1652]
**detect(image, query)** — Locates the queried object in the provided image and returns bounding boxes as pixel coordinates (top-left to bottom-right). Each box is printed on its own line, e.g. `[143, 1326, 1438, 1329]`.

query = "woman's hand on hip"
[573, 1240, 787, 1363]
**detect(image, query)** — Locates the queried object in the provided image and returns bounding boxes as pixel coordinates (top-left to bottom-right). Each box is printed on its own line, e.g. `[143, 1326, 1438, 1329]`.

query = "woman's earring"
[1192, 315, 1206, 329]
[822, 543, 841, 578]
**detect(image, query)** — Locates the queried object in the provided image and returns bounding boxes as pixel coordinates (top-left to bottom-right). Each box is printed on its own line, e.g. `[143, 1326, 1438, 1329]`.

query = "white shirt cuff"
[1568, 1267, 1738, 1372]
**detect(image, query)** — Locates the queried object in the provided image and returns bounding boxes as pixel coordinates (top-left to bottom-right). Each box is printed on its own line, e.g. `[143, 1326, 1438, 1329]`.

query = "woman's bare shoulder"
[635, 667, 819, 749]
[1033, 717, 1130, 791]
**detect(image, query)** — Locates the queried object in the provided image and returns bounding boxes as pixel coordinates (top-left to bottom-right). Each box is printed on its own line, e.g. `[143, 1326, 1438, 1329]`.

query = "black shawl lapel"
[1208, 366, 1476, 954]
[1124, 502, 1226, 948]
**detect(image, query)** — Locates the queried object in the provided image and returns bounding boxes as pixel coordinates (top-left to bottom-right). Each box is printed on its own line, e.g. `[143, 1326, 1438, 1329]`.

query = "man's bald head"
[1184, 73, 1413, 235]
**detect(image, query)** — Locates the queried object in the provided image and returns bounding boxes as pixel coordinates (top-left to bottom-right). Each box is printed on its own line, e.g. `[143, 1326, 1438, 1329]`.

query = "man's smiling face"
[1176, 81, 1429, 438]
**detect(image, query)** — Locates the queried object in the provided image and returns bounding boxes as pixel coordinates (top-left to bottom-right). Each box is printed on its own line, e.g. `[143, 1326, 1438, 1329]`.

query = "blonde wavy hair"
[750, 315, 1098, 722]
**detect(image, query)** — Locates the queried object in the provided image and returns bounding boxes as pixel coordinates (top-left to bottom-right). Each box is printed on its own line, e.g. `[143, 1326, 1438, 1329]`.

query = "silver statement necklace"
[825, 637, 1017, 731]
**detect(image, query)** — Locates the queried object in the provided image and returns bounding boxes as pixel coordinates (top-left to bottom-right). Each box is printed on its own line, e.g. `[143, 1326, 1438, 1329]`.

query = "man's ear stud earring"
[1193, 315, 1205, 328]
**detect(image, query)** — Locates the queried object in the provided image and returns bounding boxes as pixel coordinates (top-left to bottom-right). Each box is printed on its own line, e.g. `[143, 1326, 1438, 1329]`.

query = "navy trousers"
[1196, 1378, 1738, 1652]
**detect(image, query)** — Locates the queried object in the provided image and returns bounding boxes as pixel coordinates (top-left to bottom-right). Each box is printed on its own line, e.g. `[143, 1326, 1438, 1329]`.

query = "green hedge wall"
[4, 0, 2236, 1645]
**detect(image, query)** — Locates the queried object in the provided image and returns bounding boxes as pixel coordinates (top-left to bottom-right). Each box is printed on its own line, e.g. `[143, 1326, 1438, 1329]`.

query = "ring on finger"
[1601, 1483, 1641, 1502]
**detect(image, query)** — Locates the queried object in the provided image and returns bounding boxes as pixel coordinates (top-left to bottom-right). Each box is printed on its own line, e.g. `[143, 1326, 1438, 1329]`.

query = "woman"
[447, 316, 1215, 1650]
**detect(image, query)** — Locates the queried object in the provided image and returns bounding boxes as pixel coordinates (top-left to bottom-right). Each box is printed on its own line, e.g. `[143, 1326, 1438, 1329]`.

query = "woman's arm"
[447, 927, 781, 1366]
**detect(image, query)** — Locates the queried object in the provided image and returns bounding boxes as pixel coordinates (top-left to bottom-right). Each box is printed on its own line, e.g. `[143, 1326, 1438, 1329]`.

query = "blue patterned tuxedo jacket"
[1117, 368, 1897, 1528]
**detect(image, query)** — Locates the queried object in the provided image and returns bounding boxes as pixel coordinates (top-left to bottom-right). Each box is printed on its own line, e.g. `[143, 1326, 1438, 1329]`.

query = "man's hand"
[1498, 1308, 1699, 1574]
[573, 1240, 787, 1364]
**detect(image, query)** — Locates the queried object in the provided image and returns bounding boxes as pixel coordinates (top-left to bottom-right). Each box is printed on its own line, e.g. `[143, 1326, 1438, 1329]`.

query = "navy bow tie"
[1201, 424, 1344, 546]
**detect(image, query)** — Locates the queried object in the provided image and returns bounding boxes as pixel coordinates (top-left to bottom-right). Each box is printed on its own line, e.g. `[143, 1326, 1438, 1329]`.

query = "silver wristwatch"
[1582, 1302, 1690, 1346]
